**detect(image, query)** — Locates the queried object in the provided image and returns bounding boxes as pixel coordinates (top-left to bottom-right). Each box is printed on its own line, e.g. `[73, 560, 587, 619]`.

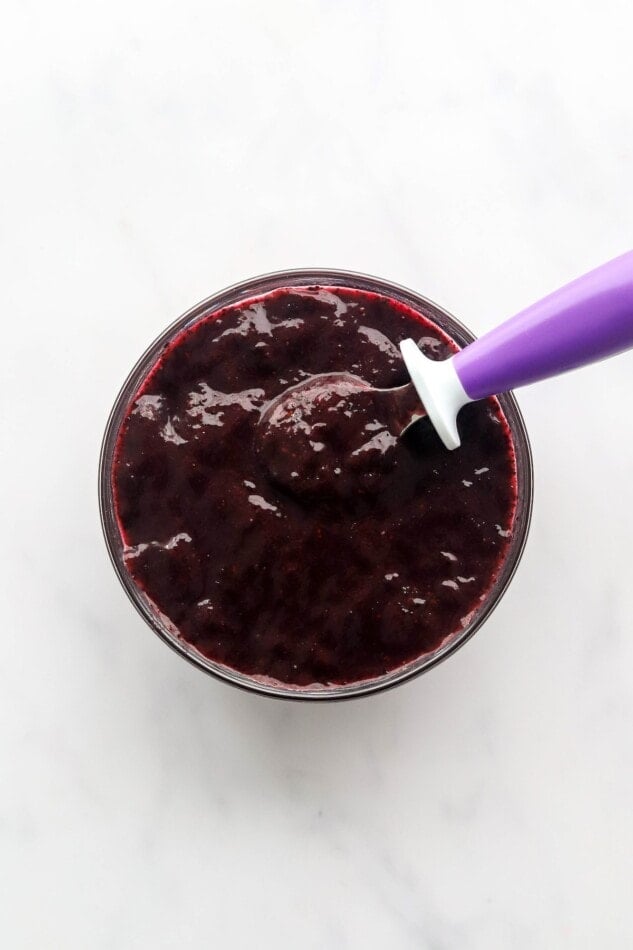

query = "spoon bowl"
[256, 372, 428, 498]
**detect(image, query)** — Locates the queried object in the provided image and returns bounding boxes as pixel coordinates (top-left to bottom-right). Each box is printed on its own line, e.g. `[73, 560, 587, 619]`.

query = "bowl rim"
[99, 267, 534, 701]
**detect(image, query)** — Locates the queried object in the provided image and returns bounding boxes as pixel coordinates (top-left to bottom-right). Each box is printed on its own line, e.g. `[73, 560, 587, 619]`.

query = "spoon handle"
[401, 251, 633, 450]
[453, 250, 633, 401]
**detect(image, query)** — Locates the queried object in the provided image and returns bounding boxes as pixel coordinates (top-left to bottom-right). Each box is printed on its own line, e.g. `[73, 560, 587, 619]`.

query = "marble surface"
[2, 1, 633, 947]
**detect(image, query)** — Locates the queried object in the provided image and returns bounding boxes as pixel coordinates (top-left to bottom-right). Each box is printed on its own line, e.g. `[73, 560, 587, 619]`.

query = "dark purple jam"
[113, 286, 517, 687]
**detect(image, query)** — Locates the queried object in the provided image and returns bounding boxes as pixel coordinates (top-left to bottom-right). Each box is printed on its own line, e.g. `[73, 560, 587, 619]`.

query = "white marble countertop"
[3, 1, 633, 947]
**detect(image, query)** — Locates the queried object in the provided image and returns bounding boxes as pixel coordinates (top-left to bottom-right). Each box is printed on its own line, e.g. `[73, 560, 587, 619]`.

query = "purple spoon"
[400, 250, 633, 448]
[259, 252, 633, 462]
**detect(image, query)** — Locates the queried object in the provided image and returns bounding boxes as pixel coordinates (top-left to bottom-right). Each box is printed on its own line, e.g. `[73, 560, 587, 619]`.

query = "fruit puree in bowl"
[100, 270, 533, 700]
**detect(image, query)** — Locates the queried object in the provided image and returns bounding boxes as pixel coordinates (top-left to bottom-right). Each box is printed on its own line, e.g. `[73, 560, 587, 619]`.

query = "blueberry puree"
[113, 286, 517, 686]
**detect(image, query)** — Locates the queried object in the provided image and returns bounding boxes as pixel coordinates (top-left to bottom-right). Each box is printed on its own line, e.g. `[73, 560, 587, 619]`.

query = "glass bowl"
[99, 269, 533, 700]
